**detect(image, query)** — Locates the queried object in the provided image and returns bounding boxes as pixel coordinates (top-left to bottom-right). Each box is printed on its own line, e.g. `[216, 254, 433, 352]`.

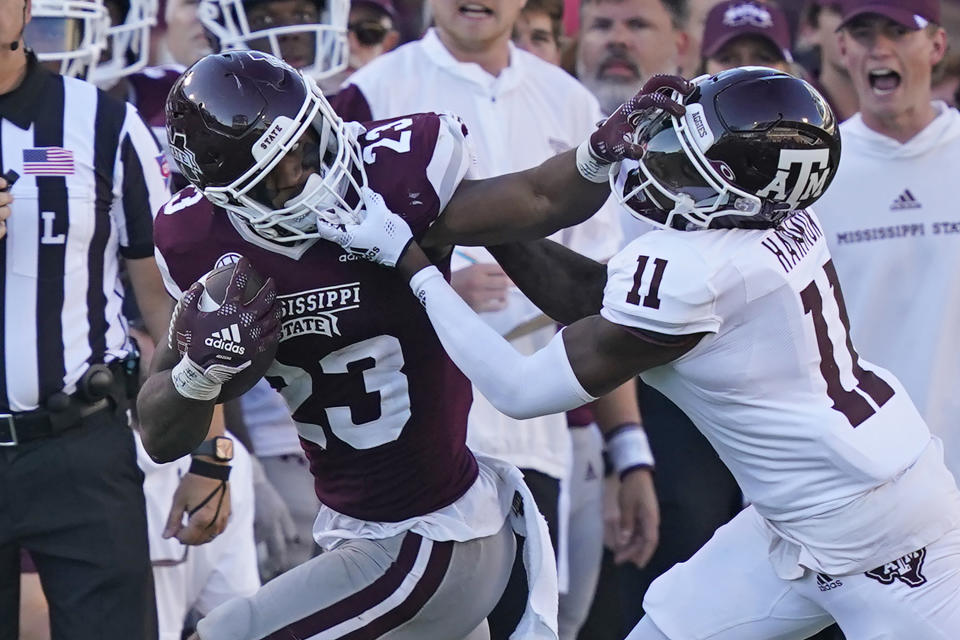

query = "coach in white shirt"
[814, 0, 960, 482]
[332, 1, 650, 636]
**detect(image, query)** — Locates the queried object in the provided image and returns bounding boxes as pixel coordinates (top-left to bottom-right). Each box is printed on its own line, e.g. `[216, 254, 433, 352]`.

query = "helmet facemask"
[201, 74, 367, 245]
[88, 0, 158, 88]
[199, 0, 348, 82]
[25, 0, 111, 79]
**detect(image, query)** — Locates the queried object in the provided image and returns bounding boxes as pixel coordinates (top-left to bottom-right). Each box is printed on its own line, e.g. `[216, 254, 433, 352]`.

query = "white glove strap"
[606, 423, 654, 477]
[171, 355, 222, 401]
[576, 139, 619, 184]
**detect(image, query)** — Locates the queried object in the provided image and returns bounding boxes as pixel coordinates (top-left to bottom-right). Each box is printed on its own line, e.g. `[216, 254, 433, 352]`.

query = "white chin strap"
[280, 173, 342, 231]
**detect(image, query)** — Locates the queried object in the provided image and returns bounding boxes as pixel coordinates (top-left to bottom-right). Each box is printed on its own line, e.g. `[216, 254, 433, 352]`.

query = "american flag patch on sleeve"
[22, 147, 75, 176]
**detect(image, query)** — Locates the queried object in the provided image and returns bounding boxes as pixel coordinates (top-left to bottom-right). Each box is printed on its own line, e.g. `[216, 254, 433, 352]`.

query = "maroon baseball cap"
[702, 1, 793, 62]
[352, 0, 397, 19]
[839, 0, 941, 30]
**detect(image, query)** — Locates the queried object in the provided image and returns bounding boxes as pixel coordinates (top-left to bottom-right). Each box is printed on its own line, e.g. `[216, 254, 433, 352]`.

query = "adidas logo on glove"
[205, 324, 246, 354]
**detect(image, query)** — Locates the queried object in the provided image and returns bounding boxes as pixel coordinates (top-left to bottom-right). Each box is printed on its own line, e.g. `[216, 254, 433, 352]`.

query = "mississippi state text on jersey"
[155, 113, 477, 522]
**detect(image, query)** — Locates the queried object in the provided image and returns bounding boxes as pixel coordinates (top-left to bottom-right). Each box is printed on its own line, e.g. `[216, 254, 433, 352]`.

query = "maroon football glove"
[169, 258, 281, 400]
[581, 75, 695, 177]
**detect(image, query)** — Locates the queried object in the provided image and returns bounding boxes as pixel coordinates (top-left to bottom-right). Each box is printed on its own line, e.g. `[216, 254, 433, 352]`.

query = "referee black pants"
[0, 409, 157, 640]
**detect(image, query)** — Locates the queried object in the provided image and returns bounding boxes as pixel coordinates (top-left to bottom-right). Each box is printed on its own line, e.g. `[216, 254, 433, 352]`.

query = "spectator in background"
[699, 0, 794, 75]
[678, 0, 725, 76]
[332, 1, 655, 638]
[322, 0, 400, 92]
[513, 0, 564, 65]
[347, 0, 400, 69]
[155, 0, 211, 66]
[815, 0, 960, 485]
[932, 50, 960, 107]
[575, 0, 689, 117]
[796, 0, 858, 120]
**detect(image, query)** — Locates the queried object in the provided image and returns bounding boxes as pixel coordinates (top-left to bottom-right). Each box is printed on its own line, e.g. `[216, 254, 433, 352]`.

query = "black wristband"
[188, 458, 232, 481]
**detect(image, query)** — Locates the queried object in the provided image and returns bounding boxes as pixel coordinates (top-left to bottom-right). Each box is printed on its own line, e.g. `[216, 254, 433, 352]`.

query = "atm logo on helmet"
[757, 149, 831, 209]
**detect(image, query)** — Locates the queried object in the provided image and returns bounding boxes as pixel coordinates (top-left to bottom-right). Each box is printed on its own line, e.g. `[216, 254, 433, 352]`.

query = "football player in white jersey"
[319, 67, 960, 639]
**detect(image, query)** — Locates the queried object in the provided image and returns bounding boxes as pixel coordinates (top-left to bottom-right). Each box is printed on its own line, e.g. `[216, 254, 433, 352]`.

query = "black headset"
[10, 0, 27, 51]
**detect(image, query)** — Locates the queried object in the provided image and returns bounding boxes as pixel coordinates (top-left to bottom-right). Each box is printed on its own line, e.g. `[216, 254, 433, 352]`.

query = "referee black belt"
[0, 398, 111, 447]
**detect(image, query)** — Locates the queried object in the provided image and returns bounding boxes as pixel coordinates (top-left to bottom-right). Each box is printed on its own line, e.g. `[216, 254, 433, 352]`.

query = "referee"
[0, 2, 172, 638]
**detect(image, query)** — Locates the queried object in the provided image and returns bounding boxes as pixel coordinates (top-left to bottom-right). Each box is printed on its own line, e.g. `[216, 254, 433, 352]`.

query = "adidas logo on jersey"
[205, 324, 245, 354]
[816, 573, 843, 592]
[890, 189, 921, 210]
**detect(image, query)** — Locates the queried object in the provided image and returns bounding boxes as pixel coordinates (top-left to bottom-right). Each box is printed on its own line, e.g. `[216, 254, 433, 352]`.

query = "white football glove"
[317, 187, 413, 268]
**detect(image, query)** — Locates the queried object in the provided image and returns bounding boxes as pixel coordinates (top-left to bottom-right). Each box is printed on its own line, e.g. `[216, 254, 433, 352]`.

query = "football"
[199, 261, 265, 309]
[197, 261, 279, 402]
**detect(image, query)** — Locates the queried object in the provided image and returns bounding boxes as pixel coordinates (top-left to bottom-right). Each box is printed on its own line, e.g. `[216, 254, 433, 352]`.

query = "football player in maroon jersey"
[137, 50, 685, 640]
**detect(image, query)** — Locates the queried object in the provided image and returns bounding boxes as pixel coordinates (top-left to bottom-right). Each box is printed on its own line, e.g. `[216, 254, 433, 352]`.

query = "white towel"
[483, 456, 560, 640]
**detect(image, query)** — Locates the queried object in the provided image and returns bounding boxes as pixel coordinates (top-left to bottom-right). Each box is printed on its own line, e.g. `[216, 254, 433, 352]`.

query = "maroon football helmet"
[614, 66, 841, 230]
[165, 50, 365, 244]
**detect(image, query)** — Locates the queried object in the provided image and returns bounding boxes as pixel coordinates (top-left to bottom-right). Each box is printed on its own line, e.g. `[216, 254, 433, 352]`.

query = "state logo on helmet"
[197, 0, 348, 83]
[614, 66, 841, 231]
[165, 51, 365, 245]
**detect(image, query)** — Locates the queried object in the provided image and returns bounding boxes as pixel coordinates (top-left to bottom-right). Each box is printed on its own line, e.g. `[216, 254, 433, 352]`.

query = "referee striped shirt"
[0, 54, 170, 413]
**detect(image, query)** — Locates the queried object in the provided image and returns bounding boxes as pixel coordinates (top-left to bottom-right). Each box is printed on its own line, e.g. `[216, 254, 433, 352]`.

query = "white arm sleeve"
[410, 266, 597, 419]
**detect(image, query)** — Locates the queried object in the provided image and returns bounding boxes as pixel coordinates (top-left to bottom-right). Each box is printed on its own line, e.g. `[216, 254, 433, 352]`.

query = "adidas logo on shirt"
[205, 324, 245, 354]
[890, 189, 921, 210]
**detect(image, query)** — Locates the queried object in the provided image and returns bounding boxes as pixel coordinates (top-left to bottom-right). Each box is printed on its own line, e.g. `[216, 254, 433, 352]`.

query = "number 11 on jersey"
[626, 255, 668, 309]
[801, 260, 894, 427]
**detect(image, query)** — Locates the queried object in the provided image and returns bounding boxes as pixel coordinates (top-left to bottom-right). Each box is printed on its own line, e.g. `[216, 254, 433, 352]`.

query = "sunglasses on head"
[349, 21, 389, 46]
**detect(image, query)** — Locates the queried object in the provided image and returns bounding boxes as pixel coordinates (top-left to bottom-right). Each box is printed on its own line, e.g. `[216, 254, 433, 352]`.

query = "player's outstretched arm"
[421, 75, 694, 247]
[397, 241, 705, 418]
[422, 75, 694, 249]
[487, 239, 607, 325]
[318, 187, 704, 416]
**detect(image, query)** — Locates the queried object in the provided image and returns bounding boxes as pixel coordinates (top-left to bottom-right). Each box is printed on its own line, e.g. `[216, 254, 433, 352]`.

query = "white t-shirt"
[340, 29, 622, 477]
[815, 103, 960, 483]
[239, 378, 302, 458]
[601, 209, 960, 575]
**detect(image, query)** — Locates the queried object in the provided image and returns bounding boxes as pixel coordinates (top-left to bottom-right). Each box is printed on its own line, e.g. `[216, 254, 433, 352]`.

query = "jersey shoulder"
[359, 112, 474, 235]
[601, 230, 723, 335]
[154, 186, 218, 261]
[154, 186, 238, 298]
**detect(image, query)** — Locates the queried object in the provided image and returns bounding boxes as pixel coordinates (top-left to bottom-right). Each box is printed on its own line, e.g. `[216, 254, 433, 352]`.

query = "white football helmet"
[88, 0, 159, 88]
[25, 0, 110, 79]
[197, 0, 348, 83]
